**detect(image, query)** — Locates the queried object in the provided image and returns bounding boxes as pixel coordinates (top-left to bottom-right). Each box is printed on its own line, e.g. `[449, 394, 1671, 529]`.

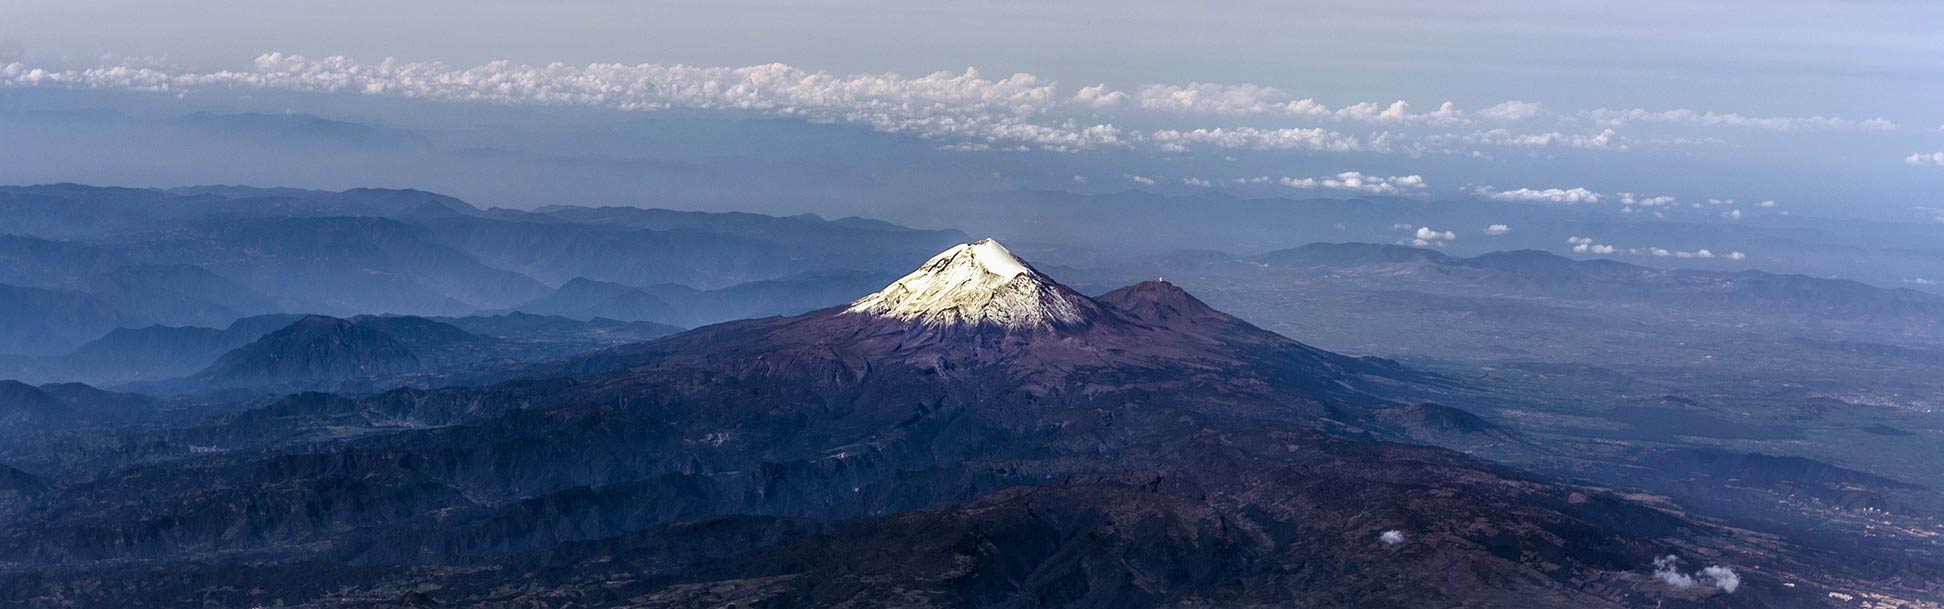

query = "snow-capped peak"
[846, 238, 1104, 329]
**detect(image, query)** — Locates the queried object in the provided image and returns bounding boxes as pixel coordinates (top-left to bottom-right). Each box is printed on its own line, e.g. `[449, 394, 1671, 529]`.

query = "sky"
[1, 0, 1942, 221]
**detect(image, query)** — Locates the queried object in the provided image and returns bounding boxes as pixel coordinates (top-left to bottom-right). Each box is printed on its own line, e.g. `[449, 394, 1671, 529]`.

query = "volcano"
[0, 239, 1920, 608]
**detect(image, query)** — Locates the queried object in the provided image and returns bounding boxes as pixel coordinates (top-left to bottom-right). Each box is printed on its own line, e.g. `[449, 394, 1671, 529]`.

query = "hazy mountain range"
[0, 185, 1939, 607]
[0, 184, 966, 358]
[4, 239, 1932, 607]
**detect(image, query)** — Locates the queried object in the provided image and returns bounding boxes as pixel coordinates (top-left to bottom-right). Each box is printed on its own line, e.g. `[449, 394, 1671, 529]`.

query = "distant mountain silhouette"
[165, 112, 435, 151]
[1261, 242, 1944, 322]
[0, 184, 969, 322]
[0, 283, 118, 356]
[189, 316, 425, 388]
[436, 311, 681, 344]
[514, 277, 679, 322]
[0, 379, 155, 430]
[85, 264, 280, 328]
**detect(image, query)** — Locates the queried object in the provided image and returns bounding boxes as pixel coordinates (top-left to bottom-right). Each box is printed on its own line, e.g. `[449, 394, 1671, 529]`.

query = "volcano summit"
[845, 238, 1107, 331]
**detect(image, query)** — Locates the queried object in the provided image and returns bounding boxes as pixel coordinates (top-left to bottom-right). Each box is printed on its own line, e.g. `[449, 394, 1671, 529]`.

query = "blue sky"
[2, 0, 1942, 221]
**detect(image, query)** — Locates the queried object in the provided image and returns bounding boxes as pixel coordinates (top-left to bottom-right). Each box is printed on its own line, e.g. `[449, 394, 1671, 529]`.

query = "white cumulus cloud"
[1653, 556, 1741, 594]
[1145, 126, 1372, 153]
[1907, 152, 1944, 166]
[1408, 226, 1457, 247]
[1475, 186, 1604, 204]
[1619, 193, 1678, 207]
[1279, 172, 1426, 194]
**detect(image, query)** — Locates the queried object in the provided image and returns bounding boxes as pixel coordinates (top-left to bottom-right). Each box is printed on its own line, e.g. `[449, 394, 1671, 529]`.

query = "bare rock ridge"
[844, 238, 1108, 331]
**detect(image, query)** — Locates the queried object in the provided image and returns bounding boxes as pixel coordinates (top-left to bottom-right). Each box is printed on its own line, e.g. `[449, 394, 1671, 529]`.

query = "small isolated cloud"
[1577, 237, 1744, 261]
[1391, 223, 1416, 230]
[1647, 247, 1741, 259]
[1619, 193, 1678, 207]
[1906, 152, 1944, 166]
[1379, 530, 1407, 545]
[1072, 175, 1088, 184]
[1280, 171, 1426, 194]
[1721, 209, 1742, 220]
[1475, 186, 1603, 204]
[1182, 177, 1212, 187]
[1484, 224, 1512, 235]
[1126, 174, 1156, 185]
[1653, 556, 1696, 588]
[1904, 277, 1937, 286]
[1653, 556, 1740, 593]
[1071, 84, 1127, 109]
[1567, 236, 1616, 254]
[1475, 100, 1546, 122]
[1757, 200, 1778, 208]
[1702, 565, 1741, 593]
[1409, 226, 1456, 247]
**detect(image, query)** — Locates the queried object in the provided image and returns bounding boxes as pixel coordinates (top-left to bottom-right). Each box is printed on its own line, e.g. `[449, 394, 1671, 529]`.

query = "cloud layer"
[0, 53, 1907, 160]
